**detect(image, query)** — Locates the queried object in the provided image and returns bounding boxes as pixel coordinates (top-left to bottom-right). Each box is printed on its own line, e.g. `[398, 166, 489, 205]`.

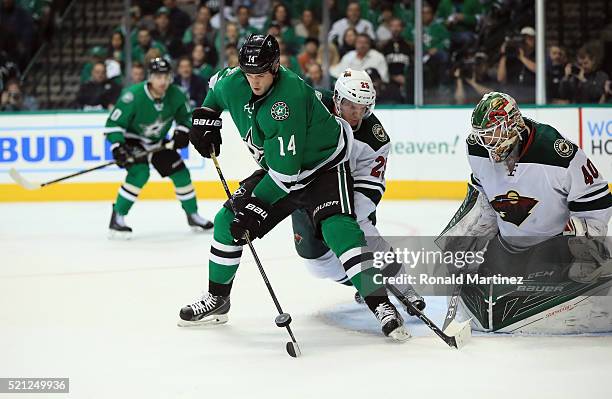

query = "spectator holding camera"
[497, 26, 536, 103]
[0, 78, 37, 111]
[546, 45, 568, 103]
[454, 51, 495, 104]
[559, 41, 609, 104]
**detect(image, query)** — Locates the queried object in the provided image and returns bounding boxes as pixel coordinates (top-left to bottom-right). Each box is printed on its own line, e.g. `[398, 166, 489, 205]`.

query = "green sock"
[169, 168, 197, 214]
[114, 163, 150, 215]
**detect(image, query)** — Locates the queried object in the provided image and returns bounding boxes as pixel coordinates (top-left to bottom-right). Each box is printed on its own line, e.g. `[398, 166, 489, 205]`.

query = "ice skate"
[178, 292, 230, 327]
[187, 213, 214, 232]
[108, 205, 132, 239]
[374, 301, 411, 342]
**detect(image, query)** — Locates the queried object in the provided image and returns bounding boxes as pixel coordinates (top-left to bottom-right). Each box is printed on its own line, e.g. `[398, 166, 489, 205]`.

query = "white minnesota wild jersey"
[349, 113, 391, 222]
[468, 118, 612, 242]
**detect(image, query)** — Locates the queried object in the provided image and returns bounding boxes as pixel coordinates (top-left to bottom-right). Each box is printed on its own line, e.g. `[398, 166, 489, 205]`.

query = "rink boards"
[1, 106, 610, 201]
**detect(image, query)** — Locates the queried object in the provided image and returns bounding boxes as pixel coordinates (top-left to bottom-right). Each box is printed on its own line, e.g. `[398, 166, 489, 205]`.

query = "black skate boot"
[374, 301, 411, 342]
[108, 205, 132, 239]
[186, 213, 214, 231]
[178, 292, 230, 327]
[400, 286, 426, 316]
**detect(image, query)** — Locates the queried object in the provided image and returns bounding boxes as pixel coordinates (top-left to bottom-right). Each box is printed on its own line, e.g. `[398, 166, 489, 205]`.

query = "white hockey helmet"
[333, 68, 376, 119]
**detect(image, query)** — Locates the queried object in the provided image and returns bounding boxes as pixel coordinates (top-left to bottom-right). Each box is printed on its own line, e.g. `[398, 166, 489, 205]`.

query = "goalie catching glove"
[189, 107, 222, 158]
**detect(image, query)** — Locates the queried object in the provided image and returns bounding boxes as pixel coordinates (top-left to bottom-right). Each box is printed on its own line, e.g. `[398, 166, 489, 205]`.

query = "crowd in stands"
[1, 0, 64, 110]
[2, 0, 612, 110]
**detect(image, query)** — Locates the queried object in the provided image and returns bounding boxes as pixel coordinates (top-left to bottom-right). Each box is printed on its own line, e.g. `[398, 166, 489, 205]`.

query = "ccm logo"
[193, 119, 222, 126]
[246, 203, 268, 219]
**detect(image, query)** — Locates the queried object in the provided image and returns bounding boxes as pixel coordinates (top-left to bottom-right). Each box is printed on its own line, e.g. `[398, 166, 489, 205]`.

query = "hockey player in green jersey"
[438, 91, 612, 333]
[291, 68, 425, 312]
[178, 35, 410, 341]
[104, 58, 213, 236]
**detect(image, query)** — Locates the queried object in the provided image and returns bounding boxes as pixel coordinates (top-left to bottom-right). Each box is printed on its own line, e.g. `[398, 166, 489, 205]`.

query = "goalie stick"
[9, 142, 174, 190]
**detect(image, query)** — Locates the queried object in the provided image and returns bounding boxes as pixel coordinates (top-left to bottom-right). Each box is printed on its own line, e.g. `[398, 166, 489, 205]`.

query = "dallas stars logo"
[139, 117, 172, 138]
[271, 101, 289, 121]
[490, 190, 538, 226]
[244, 127, 264, 163]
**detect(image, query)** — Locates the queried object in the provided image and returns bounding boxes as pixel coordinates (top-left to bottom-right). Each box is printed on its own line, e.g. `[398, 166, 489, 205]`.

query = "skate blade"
[108, 230, 132, 240]
[443, 319, 472, 349]
[388, 325, 411, 342]
[177, 313, 228, 327]
[189, 224, 214, 233]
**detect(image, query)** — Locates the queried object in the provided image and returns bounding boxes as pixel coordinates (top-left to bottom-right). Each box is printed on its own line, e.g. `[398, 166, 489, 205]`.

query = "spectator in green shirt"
[436, 0, 481, 52]
[132, 27, 168, 64]
[407, 2, 450, 90]
[236, 5, 260, 43]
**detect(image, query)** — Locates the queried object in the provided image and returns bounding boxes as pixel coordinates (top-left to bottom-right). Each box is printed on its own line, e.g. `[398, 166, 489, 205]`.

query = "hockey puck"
[275, 312, 292, 327]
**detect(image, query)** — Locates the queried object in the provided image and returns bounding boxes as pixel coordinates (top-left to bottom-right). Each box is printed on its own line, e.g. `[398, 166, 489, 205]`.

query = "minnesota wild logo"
[271, 101, 290, 121]
[490, 190, 538, 226]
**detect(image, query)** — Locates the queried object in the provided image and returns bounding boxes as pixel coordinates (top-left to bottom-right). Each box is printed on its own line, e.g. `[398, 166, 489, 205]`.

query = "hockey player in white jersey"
[439, 91, 612, 333]
[291, 69, 426, 314]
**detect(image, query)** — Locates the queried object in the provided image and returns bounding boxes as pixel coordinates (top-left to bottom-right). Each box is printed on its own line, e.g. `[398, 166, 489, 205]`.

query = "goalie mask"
[333, 69, 376, 123]
[470, 92, 526, 162]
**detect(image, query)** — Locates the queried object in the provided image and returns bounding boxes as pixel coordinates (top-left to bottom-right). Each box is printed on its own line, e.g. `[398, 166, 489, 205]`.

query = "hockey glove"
[189, 107, 222, 158]
[230, 197, 269, 244]
[170, 129, 190, 149]
[112, 143, 134, 168]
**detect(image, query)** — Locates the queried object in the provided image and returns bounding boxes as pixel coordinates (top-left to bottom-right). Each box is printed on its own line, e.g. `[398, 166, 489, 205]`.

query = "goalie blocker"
[437, 183, 612, 334]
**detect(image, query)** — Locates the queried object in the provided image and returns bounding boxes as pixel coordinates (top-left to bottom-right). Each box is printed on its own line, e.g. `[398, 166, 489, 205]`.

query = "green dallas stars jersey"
[104, 82, 192, 145]
[202, 65, 351, 205]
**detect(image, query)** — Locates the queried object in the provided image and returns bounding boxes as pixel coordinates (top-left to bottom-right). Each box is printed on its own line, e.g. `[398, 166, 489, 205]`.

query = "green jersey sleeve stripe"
[103, 126, 126, 133]
[268, 167, 300, 184]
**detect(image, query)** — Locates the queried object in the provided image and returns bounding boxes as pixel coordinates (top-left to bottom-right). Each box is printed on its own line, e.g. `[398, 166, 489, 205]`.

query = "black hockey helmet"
[238, 34, 280, 74]
[148, 57, 171, 75]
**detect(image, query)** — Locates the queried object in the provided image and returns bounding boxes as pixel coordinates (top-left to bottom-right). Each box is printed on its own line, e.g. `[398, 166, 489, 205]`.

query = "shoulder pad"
[519, 119, 578, 167]
[354, 113, 390, 151]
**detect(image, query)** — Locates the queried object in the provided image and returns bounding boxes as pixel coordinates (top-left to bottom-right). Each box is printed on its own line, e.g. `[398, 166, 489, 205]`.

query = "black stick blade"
[286, 342, 301, 358]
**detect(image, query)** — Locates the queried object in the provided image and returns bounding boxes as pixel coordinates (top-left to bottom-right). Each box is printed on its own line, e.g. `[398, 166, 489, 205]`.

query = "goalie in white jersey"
[439, 91, 612, 334]
[291, 69, 425, 314]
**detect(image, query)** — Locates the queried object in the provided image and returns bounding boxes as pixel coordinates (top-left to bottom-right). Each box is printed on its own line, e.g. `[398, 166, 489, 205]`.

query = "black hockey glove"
[230, 197, 269, 244]
[112, 143, 134, 168]
[189, 107, 222, 158]
[170, 129, 190, 150]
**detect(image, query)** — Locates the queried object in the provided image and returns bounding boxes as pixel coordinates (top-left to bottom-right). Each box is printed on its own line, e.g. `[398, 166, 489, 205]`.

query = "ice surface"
[1, 200, 611, 399]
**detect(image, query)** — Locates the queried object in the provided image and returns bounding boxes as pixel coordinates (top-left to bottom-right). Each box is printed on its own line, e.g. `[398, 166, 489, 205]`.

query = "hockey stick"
[385, 283, 471, 349]
[210, 151, 301, 358]
[9, 142, 173, 190]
